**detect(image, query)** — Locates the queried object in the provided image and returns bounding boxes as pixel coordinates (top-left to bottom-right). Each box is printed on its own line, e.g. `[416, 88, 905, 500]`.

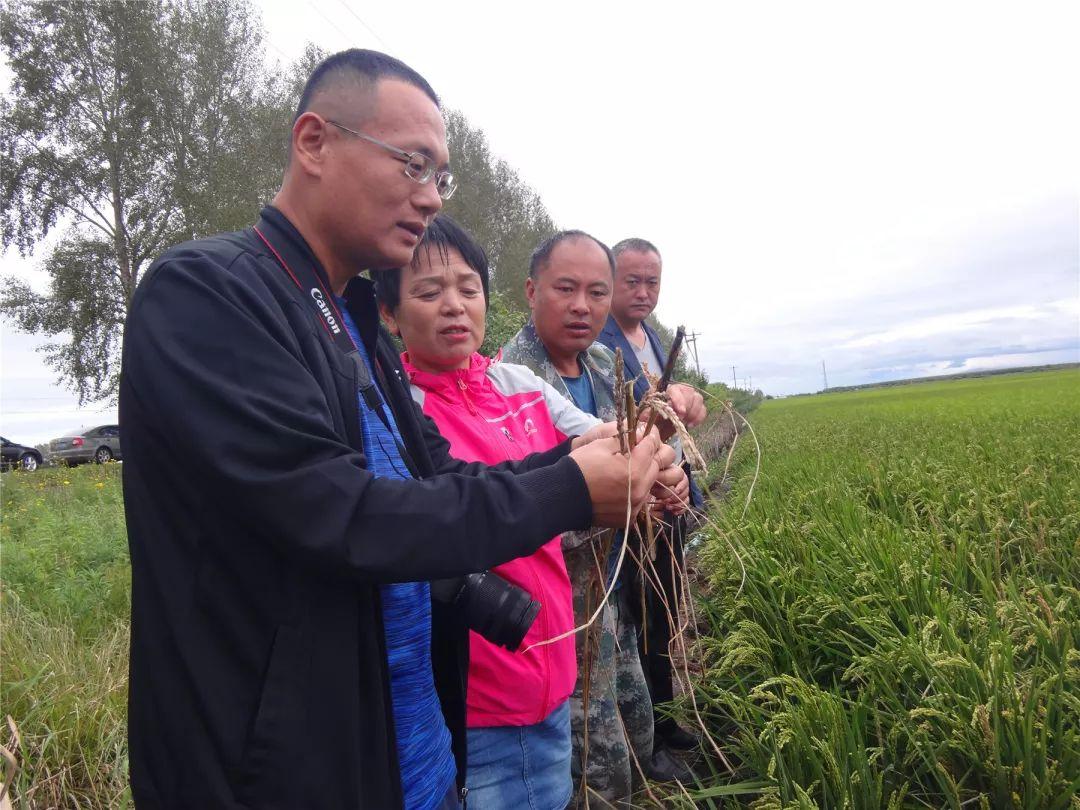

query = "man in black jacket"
[121, 50, 676, 809]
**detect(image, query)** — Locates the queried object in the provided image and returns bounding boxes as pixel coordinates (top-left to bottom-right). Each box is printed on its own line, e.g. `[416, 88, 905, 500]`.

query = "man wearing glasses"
[120, 49, 676, 810]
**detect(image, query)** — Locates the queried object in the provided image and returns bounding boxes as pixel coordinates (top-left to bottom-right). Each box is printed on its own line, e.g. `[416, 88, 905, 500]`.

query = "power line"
[304, 0, 395, 55]
[334, 0, 391, 51]
[263, 35, 291, 62]
[306, 0, 353, 49]
[0, 396, 84, 401]
[1, 410, 78, 415]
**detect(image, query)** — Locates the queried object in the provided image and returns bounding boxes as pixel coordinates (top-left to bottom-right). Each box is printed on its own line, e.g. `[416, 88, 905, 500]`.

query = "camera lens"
[431, 571, 541, 652]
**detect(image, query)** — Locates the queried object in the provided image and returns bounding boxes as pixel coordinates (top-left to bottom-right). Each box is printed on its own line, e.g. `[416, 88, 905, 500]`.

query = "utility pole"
[685, 330, 702, 376]
[822, 360, 829, 392]
[732, 365, 737, 389]
[749, 375, 752, 391]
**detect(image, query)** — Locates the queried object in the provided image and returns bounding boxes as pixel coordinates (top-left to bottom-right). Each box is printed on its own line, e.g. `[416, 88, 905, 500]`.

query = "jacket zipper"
[448, 369, 550, 724]
[456, 378, 479, 415]
[534, 565, 551, 723]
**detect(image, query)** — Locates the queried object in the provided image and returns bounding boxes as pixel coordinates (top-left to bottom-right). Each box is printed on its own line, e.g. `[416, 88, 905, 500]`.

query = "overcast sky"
[2, 0, 1078, 443]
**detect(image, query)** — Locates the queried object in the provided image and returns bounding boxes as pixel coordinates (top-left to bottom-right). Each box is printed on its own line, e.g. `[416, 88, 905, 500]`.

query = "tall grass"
[684, 370, 1080, 808]
[1, 463, 130, 808]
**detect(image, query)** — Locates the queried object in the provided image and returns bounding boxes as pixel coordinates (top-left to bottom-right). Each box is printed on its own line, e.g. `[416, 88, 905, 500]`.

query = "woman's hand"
[570, 421, 620, 450]
[650, 463, 689, 516]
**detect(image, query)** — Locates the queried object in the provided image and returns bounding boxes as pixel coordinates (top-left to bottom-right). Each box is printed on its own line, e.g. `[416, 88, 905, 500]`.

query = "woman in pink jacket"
[375, 215, 599, 810]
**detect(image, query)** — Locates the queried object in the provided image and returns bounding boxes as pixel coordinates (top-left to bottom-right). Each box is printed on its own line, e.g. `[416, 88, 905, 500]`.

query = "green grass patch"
[1, 463, 131, 808]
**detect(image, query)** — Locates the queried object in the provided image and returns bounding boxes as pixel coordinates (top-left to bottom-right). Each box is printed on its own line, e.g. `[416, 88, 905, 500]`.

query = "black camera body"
[430, 571, 541, 652]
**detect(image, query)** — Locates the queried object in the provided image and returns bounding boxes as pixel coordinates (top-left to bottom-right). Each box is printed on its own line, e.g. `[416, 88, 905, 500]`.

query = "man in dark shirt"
[599, 237, 706, 756]
[120, 50, 676, 810]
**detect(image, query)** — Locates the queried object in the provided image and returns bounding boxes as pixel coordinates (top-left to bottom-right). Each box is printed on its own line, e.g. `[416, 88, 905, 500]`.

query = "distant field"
[690, 369, 1080, 807]
[816, 362, 1078, 394]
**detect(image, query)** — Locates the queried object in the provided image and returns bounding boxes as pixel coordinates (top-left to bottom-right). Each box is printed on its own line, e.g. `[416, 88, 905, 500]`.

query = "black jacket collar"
[254, 205, 382, 358]
[255, 205, 331, 288]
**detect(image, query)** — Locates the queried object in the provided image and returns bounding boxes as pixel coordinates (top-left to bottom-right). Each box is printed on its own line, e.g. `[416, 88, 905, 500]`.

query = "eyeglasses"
[326, 120, 457, 200]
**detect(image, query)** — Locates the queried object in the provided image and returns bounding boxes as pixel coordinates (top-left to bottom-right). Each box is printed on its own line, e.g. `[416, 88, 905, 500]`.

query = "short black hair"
[611, 237, 661, 263]
[373, 214, 490, 312]
[528, 230, 615, 279]
[294, 49, 440, 123]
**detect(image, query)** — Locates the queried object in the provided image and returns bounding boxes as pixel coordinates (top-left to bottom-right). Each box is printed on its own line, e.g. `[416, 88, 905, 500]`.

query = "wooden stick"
[625, 381, 638, 450]
[642, 325, 686, 436]
[614, 348, 628, 454]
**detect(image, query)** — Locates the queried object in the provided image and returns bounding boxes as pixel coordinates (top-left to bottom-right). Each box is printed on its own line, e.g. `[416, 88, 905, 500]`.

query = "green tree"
[479, 289, 528, 357]
[442, 110, 556, 309]
[155, 0, 291, 239]
[1, 0, 294, 403]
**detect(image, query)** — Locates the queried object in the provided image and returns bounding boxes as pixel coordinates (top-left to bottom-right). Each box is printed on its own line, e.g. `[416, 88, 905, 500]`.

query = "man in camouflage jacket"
[502, 238, 656, 807]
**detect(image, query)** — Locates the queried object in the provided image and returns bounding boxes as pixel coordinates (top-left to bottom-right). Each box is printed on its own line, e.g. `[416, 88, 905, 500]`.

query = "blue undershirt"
[561, 364, 623, 590]
[338, 302, 456, 810]
[560, 371, 596, 417]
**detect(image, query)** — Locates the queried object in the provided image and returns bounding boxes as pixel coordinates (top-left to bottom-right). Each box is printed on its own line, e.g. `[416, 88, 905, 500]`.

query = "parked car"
[49, 424, 122, 466]
[1, 436, 44, 471]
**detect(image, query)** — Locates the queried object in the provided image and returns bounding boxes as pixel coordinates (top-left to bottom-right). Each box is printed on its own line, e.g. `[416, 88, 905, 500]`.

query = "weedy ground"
[669, 369, 1080, 809]
[1, 462, 130, 808]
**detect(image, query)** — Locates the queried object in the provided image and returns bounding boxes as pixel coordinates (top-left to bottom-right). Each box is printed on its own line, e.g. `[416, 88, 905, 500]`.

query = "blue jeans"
[465, 700, 572, 810]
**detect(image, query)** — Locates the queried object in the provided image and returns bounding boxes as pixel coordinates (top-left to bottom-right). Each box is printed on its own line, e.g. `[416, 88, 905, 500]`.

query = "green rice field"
[1, 369, 1077, 808]
[689, 369, 1080, 808]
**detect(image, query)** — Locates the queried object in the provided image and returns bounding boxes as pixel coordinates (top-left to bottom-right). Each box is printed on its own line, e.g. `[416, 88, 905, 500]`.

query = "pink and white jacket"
[404, 351, 600, 727]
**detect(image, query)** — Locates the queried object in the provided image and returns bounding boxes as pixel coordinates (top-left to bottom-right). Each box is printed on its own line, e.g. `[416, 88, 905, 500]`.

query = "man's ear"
[291, 112, 330, 178]
[378, 303, 400, 336]
[524, 277, 537, 311]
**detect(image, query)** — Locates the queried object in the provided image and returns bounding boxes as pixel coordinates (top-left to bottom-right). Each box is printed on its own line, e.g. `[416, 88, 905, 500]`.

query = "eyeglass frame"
[325, 119, 457, 200]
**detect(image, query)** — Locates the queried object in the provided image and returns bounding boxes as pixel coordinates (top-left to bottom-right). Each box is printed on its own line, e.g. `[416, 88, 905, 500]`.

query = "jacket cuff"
[526, 437, 574, 468]
[518, 453, 593, 536]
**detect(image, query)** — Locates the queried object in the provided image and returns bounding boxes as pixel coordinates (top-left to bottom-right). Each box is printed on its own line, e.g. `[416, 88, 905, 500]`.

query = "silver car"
[49, 424, 122, 466]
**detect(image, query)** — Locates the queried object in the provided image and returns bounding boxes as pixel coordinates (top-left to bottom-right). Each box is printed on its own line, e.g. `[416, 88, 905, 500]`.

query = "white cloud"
[836, 301, 1073, 351]
[872, 348, 1079, 381]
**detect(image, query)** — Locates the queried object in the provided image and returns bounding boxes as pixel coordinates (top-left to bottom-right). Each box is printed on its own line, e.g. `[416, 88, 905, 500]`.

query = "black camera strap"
[253, 226, 413, 467]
